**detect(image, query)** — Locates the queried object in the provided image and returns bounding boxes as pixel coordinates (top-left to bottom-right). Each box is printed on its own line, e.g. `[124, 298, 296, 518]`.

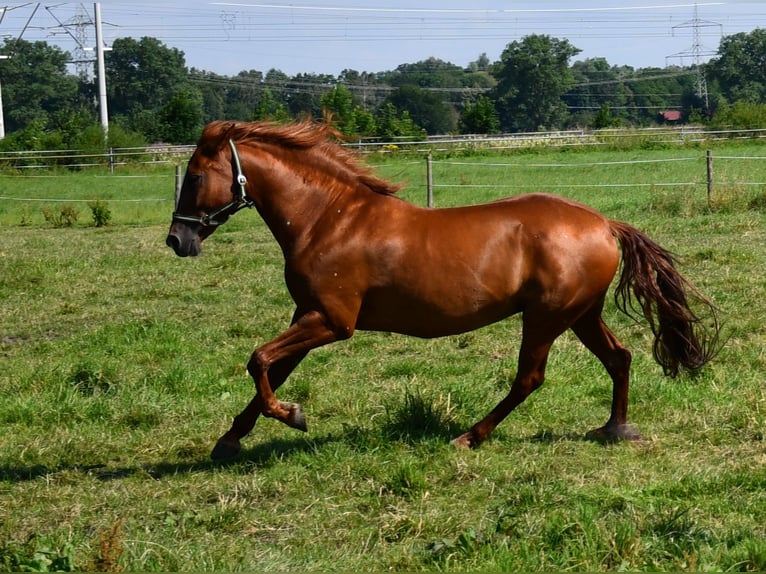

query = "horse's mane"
[197, 120, 402, 196]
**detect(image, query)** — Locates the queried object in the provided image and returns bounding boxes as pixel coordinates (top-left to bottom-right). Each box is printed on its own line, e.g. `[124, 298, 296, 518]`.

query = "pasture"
[1, 140, 765, 571]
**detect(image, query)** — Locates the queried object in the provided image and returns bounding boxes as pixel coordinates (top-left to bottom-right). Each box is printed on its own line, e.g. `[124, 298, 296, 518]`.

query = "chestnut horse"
[166, 120, 720, 460]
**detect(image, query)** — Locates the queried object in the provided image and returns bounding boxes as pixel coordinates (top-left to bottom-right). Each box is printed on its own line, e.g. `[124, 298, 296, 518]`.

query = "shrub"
[41, 205, 79, 227]
[748, 189, 766, 211]
[89, 200, 112, 227]
[710, 101, 766, 132]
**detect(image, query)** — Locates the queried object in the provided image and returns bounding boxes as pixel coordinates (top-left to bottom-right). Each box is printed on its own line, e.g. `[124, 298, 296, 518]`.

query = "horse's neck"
[252, 157, 346, 252]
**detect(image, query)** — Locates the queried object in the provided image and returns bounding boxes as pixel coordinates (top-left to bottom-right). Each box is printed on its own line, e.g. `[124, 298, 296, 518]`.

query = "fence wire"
[0, 141, 763, 204]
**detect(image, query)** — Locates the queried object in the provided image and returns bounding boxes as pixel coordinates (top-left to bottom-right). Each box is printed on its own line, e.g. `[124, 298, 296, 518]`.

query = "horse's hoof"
[287, 403, 308, 432]
[585, 423, 642, 444]
[210, 438, 242, 460]
[450, 432, 475, 450]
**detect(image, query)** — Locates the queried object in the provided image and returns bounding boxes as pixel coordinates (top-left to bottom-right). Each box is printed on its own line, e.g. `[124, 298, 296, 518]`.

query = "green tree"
[710, 100, 766, 130]
[284, 73, 335, 118]
[106, 122, 147, 149]
[386, 85, 456, 134]
[566, 59, 697, 127]
[492, 34, 581, 132]
[375, 102, 426, 140]
[339, 68, 397, 113]
[467, 53, 492, 73]
[106, 37, 191, 138]
[459, 95, 500, 134]
[222, 69, 265, 120]
[191, 69, 226, 122]
[388, 57, 468, 89]
[381, 57, 494, 132]
[627, 66, 692, 125]
[320, 85, 378, 138]
[591, 103, 621, 129]
[566, 58, 629, 127]
[707, 29, 766, 104]
[158, 85, 204, 143]
[350, 106, 376, 137]
[53, 106, 104, 148]
[0, 38, 80, 134]
[253, 88, 290, 122]
[321, 84, 356, 133]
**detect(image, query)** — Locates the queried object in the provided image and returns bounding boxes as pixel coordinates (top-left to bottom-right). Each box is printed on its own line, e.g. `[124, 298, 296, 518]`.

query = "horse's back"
[352, 193, 620, 337]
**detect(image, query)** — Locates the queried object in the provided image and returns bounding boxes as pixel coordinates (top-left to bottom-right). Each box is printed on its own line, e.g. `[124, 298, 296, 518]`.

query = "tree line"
[1, 29, 765, 150]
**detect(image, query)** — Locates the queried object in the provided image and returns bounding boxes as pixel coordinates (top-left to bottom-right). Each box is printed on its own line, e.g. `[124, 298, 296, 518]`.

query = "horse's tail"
[609, 220, 721, 377]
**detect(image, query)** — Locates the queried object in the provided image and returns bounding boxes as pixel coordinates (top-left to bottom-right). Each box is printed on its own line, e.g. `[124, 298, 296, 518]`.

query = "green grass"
[1, 141, 765, 571]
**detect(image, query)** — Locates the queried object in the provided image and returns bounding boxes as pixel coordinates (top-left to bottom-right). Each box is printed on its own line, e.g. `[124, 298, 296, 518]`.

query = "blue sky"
[2, 1, 765, 76]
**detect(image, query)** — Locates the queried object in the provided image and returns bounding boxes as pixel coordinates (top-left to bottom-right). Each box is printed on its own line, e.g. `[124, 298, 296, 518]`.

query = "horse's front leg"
[211, 309, 344, 460]
[249, 310, 342, 426]
[211, 351, 307, 460]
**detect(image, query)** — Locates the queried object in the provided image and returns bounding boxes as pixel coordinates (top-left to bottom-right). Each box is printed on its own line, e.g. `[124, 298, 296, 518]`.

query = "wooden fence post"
[426, 153, 433, 208]
[706, 149, 713, 206]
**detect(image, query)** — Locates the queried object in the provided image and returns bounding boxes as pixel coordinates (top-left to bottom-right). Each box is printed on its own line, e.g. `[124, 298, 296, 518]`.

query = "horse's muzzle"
[166, 224, 202, 257]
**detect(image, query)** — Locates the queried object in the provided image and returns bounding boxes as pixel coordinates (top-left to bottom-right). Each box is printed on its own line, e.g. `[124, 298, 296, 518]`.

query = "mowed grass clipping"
[1, 141, 765, 571]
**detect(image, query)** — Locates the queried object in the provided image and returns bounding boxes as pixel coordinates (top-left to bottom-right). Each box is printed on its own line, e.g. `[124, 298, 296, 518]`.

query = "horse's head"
[167, 119, 399, 257]
[166, 131, 253, 257]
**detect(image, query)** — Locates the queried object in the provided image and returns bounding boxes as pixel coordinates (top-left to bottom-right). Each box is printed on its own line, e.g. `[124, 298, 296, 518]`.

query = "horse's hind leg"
[570, 303, 641, 442]
[452, 314, 563, 449]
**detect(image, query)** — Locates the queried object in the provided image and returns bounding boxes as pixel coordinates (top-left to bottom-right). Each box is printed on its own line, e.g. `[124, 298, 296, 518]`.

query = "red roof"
[660, 110, 682, 121]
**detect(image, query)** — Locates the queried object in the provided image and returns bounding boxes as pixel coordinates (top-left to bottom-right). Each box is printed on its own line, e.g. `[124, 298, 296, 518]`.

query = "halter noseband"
[172, 138, 255, 228]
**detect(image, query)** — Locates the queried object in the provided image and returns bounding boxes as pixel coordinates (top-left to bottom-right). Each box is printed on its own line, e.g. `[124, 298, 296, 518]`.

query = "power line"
[571, 70, 697, 88]
[2, 2, 764, 81]
[210, 2, 726, 15]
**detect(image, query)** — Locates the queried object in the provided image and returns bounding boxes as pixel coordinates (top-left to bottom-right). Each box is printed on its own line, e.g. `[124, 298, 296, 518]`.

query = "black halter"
[172, 139, 255, 228]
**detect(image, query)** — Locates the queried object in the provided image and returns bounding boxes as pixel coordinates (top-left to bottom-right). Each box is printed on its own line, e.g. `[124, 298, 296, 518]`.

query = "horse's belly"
[355, 285, 522, 338]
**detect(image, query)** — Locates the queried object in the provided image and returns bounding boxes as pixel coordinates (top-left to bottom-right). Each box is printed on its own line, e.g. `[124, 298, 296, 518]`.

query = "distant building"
[659, 110, 682, 122]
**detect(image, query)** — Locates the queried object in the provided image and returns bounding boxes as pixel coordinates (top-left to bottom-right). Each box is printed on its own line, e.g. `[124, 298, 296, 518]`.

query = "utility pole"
[94, 3, 108, 136]
[0, 55, 7, 140]
[46, 3, 107, 132]
[0, 7, 6, 139]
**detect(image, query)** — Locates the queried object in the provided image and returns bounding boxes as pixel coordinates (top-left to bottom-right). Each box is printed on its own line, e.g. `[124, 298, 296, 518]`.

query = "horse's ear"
[220, 121, 239, 144]
[208, 120, 238, 138]
[319, 109, 346, 142]
[198, 121, 237, 156]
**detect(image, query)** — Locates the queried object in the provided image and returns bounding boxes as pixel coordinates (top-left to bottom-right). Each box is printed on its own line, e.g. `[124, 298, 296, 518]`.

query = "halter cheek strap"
[172, 139, 255, 228]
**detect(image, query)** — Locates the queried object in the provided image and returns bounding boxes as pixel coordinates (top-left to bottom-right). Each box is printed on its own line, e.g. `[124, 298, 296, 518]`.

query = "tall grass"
[0, 142, 764, 571]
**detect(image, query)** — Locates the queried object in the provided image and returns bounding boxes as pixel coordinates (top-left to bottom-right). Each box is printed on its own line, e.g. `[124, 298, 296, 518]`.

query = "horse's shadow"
[0, 434, 334, 483]
[0, 421, 597, 484]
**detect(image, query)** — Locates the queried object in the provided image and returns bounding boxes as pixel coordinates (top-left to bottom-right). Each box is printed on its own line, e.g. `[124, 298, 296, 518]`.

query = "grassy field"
[1, 140, 765, 571]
